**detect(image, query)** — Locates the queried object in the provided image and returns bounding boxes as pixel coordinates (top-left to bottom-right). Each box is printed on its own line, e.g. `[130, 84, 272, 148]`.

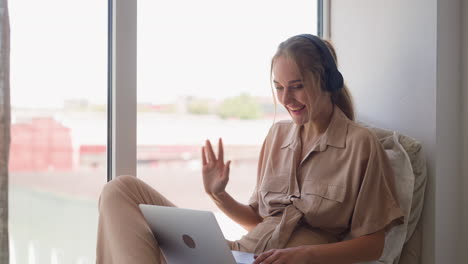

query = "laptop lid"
[139, 204, 238, 264]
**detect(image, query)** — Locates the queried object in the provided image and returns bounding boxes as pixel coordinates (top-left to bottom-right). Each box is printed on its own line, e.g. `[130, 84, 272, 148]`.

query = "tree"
[187, 99, 211, 115]
[217, 93, 263, 120]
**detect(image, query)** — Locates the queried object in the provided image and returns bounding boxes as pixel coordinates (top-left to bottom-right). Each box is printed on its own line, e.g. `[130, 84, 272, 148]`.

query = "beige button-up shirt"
[232, 105, 404, 254]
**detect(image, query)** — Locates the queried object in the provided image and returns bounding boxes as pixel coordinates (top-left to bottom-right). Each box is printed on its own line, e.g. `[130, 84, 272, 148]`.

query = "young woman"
[96, 34, 404, 264]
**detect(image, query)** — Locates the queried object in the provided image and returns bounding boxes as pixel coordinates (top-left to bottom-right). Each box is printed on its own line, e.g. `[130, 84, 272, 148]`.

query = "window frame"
[107, 0, 327, 181]
[108, 0, 137, 180]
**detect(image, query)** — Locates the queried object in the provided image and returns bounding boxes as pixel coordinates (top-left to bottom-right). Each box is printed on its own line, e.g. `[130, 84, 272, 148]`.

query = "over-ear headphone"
[295, 34, 344, 93]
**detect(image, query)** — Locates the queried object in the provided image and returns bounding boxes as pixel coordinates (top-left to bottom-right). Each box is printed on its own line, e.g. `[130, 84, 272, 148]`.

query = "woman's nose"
[281, 89, 293, 104]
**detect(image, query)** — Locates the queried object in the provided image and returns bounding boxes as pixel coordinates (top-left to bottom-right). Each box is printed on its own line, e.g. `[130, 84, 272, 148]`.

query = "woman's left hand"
[253, 246, 314, 264]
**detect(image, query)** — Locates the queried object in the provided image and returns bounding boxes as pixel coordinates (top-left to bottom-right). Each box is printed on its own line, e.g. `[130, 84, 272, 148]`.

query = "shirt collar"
[280, 105, 349, 151]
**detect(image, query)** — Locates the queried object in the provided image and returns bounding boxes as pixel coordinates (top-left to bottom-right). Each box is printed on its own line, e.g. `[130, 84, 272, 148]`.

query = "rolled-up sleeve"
[348, 135, 405, 239]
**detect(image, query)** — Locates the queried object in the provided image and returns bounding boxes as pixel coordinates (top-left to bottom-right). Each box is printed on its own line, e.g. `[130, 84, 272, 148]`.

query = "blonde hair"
[270, 35, 355, 121]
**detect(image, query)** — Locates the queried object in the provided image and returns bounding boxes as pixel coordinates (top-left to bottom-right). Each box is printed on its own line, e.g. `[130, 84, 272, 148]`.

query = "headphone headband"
[295, 34, 344, 92]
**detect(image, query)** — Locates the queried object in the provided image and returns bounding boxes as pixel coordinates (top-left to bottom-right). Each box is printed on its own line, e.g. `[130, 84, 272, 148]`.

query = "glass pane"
[137, 0, 317, 241]
[9, 0, 107, 263]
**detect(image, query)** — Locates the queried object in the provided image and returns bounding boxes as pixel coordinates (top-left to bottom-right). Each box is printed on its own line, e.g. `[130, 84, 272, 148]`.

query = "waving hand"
[201, 138, 231, 196]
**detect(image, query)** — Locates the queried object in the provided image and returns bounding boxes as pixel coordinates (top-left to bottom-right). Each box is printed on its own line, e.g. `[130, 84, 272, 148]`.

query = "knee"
[99, 175, 139, 210]
[113, 174, 140, 187]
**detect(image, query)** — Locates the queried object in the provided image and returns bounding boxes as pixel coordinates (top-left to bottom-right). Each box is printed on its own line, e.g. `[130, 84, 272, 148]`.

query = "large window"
[8, 0, 321, 262]
[136, 0, 319, 240]
[9, 0, 107, 263]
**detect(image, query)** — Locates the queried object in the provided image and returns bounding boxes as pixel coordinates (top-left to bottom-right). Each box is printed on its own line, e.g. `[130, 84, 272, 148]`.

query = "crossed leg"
[96, 175, 175, 264]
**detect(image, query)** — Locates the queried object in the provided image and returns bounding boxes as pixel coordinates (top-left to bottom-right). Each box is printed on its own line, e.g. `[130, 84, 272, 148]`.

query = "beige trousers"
[96, 175, 240, 263]
[95, 175, 333, 263]
[96, 175, 179, 264]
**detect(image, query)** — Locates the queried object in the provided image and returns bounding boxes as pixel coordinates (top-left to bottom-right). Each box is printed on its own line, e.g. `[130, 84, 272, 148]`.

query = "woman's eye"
[275, 86, 283, 90]
[290, 85, 303, 89]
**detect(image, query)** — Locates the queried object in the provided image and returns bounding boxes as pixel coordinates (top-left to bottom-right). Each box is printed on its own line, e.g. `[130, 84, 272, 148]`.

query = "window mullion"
[110, 0, 137, 180]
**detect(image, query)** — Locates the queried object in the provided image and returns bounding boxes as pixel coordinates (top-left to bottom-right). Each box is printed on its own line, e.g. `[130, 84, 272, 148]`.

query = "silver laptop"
[139, 204, 255, 264]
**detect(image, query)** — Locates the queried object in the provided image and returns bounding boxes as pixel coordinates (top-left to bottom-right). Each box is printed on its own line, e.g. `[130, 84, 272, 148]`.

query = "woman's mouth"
[288, 105, 306, 115]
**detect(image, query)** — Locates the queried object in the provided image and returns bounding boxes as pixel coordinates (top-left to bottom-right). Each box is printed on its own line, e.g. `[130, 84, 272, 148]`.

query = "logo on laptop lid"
[182, 234, 196, 249]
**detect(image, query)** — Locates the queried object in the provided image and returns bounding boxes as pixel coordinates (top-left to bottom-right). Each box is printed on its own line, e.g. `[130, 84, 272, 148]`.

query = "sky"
[10, 0, 317, 108]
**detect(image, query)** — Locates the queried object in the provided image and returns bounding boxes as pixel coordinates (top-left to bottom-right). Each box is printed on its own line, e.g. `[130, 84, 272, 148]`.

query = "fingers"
[253, 250, 275, 264]
[205, 140, 217, 162]
[224, 160, 231, 179]
[201, 147, 207, 165]
[204, 138, 225, 163]
[218, 138, 224, 163]
[271, 260, 283, 264]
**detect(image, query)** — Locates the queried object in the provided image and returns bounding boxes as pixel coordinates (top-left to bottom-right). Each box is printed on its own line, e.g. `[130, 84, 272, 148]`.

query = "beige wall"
[330, 0, 464, 263]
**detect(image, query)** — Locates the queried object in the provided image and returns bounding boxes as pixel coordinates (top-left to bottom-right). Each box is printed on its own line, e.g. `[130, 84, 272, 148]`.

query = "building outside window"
[9, 0, 107, 263]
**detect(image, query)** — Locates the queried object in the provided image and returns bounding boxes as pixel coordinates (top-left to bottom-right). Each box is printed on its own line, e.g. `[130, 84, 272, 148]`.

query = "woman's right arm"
[209, 191, 263, 231]
[201, 138, 263, 231]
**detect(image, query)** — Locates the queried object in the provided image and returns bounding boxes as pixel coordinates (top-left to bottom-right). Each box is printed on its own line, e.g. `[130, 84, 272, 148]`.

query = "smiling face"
[272, 56, 328, 125]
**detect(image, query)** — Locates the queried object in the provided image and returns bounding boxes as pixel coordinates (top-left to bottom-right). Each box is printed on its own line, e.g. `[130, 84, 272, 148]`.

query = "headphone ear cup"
[296, 34, 344, 92]
[326, 69, 344, 92]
